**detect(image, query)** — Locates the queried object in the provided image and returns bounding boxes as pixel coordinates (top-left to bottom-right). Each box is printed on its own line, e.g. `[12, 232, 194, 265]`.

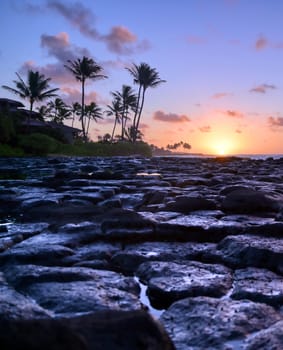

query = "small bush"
[0, 144, 24, 157]
[18, 133, 59, 155]
[54, 141, 152, 157]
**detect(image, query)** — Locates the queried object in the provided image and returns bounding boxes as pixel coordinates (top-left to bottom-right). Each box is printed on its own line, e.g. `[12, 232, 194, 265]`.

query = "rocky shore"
[0, 156, 282, 349]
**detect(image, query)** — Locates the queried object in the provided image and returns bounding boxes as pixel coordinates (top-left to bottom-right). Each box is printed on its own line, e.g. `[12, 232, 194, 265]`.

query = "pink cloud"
[153, 110, 190, 123]
[255, 35, 268, 50]
[223, 110, 244, 118]
[47, 0, 100, 39]
[199, 126, 211, 133]
[47, 0, 150, 55]
[235, 129, 242, 134]
[268, 116, 283, 128]
[187, 35, 206, 45]
[211, 92, 232, 99]
[250, 84, 276, 94]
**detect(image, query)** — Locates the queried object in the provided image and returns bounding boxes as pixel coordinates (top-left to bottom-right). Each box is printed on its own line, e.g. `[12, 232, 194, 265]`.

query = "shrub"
[18, 133, 59, 155]
[0, 144, 24, 157]
[0, 112, 15, 143]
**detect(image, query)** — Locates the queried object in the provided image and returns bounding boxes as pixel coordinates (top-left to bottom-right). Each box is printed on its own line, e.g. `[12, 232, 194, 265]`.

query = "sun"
[213, 141, 232, 156]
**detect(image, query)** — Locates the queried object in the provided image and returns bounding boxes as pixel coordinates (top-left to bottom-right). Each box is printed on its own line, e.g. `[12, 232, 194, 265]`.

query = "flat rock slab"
[137, 261, 232, 308]
[0, 273, 51, 320]
[160, 296, 282, 350]
[216, 234, 283, 273]
[3, 265, 140, 296]
[0, 310, 175, 350]
[111, 241, 216, 273]
[22, 279, 143, 315]
[231, 267, 283, 306]
[244, 320, 283, 350]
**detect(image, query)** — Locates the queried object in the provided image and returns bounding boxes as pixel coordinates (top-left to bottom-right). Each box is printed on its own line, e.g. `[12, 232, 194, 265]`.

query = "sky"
[1, 0, 283, 155]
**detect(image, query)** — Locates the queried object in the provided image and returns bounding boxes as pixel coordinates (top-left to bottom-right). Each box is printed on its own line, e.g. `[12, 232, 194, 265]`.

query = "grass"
[55, 141, 152, 157]
[0, 139, 152, 157]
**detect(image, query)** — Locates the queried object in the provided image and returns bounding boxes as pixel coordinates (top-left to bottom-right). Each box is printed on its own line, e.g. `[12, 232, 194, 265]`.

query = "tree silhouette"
[105, 98, 123, 143]
[64, 56, 107, 140]
[127, 63, 166, 141]
[84, 102, 103, 136]
[111, 85, 137, 140]
[2, 70, 58, 128]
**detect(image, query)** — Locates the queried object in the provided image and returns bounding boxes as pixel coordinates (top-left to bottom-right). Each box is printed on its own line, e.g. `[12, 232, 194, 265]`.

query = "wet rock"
[4, 265, 140, 296]
[0, 272, 51, 320]
[231, 267, 283, 306]
[137, 261, 232, 308]
[0, 310, 175, 350]
[22, 279, 142, 315]
[0, 236, 74, 266]
[216, 234, 283, 273]
[101, 209, 154, 241]
[160, 296, 282, 350]
[163, 195, 217, 213]
[111, 241, 215, 273]
[221, 188, 280, 214]
[244, 320, 283, 350]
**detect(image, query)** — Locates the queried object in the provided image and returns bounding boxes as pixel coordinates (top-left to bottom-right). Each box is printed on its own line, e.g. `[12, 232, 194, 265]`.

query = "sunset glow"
[1, 0, 283, 155]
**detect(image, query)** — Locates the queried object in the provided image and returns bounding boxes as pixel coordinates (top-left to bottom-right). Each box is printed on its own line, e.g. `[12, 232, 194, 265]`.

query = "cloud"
[47, 0, 100, 40]
[222, 110, 244, 118]
[41, 32, 90, 63]
[235, 129, 242, 134]
[250, 84, 277, 94]
[187, 35, 206, 45]
[211, 92, 232, 99]
[46, 0, 150, 55]
[268, 116, 283, 128]
[255, 35, 268, 50]
[153, 110, 190, 123]
[199, 126, 211, 133]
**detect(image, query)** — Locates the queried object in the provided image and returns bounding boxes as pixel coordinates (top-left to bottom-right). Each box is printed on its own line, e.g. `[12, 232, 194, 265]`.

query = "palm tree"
[126, 63, 166, 141]
[64, 56, 107, 140]
[36, 104, 51, 121]
[48, 98, 71, 124]
[71, 102, 81, 128]
[111, 85, 137, 140]
[84, 102, 103, 136]
[2, 70, 59, 128]
[105, 98, 123, 143]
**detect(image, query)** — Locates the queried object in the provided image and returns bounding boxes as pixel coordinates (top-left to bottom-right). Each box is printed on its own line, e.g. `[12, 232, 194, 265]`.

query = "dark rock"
[0, 237, 74, 266]
[216, 234, 283, 273]
[231, 267, 283, 306]
[0, 310, 175, 350]
[101, 209, 155, 241]
[22, 279, 143, 315]
[221, 188, 280, 213]
[164, 195, 217, 213]
[0, 273, 51, 321]
[111, 241, 215, 273]
[137, 261, 232, 308]
[160, 296, 282, 350]
[244, 320, 283, 350]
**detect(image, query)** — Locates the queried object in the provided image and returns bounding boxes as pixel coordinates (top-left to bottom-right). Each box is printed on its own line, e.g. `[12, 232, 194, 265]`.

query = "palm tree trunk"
[133, 84, 141, 130]
[111, 117, 117, 143]
[86, 116, 91, 136]
[28, 99, 34, 132]
[135, 88, 146, 142]
[121, 106, 126, 140]
[81, 79, 86, 141]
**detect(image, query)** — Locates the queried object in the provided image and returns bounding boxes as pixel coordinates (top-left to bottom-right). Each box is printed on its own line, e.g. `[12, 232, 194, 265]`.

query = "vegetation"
[1, 56, 168, 157]
[18, 133, 59, 155]
[127, 63, 166, 142]
[2, 71, 59, 128]
[64, 56, 107, 140]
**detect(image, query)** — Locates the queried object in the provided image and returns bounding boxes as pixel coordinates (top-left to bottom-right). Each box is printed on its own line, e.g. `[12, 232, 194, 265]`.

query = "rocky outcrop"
[0, 156, 282, 349]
